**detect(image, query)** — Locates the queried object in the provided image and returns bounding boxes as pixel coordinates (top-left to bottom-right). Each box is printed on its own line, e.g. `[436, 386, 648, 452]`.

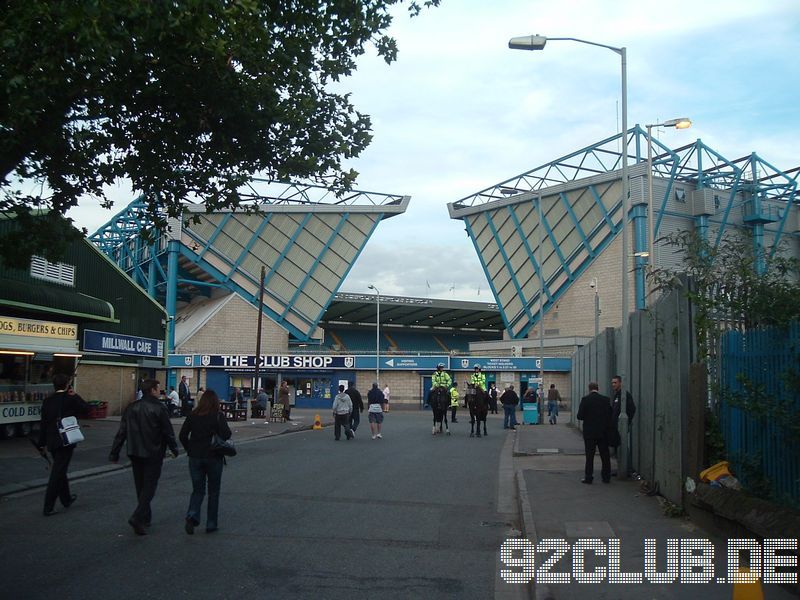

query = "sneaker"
[350, 430, 355, 438]
[372, 435, 377, 440]
[432, 426, 437, 435]
[376, 433, 382, 439]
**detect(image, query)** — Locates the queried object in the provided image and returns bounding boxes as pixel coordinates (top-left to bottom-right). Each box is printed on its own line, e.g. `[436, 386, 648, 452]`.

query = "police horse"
[466, 384, 489, 438]
[429, 386, 450, 435]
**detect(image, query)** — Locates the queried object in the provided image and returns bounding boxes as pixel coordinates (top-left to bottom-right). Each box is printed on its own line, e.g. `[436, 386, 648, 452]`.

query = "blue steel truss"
[450, 127, 798, 338]
[89, 180, 408, 347]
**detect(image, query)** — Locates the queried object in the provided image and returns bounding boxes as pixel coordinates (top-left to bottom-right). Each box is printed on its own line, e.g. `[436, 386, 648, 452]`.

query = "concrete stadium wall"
[177, 294, 289, 355]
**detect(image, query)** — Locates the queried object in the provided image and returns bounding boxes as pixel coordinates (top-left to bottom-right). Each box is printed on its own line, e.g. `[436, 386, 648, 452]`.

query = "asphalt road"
[0, 411, 518, 600]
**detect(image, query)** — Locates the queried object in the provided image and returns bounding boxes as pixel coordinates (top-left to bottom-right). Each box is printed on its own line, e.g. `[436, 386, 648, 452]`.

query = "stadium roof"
[321, 292, 503, 333]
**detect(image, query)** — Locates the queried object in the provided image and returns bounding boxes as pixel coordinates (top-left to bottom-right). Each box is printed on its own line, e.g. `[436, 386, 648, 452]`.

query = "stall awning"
[0, 278, 116, 322]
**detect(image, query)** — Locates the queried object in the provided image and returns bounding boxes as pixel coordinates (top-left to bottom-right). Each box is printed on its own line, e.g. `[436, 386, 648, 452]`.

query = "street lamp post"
[644, 118, 692, 304]
[536, 195, 545, 412]
[367, 284, 380, 386]
[509, 32, 630, 410]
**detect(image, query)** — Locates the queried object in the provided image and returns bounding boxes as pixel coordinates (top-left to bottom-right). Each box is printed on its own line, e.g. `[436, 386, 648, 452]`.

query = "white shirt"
[168, 390, 180, 406]
[383, 386, 391, 402]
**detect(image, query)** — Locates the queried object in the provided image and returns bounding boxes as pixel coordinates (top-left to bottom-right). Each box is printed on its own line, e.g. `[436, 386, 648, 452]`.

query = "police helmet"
[474, 364, 482, 370]
[437, 362, 445, 369]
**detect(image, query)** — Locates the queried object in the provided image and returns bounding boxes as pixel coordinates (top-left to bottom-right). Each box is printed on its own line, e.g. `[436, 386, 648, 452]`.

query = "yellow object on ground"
[699, 460, 732, 482]
[313, 414, 322, 430]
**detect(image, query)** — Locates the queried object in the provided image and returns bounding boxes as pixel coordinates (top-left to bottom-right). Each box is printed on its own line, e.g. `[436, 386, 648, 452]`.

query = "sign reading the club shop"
[0, 316, 77, 340]
[169, 354, 357, 370]
[83, 330, 165, 358]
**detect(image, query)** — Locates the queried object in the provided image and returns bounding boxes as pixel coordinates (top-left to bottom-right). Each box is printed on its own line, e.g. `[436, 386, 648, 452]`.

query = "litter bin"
[522, 404, 539, 425]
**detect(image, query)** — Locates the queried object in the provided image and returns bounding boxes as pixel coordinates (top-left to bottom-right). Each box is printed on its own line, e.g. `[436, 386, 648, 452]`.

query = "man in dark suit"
[178, 375, 193, 416]
[576, 382, 612, 484]
[37, 373, 90, 516]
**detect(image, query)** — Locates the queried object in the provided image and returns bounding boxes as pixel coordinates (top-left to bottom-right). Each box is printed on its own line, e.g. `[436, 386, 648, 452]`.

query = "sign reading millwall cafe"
[83, 329, 165, 358]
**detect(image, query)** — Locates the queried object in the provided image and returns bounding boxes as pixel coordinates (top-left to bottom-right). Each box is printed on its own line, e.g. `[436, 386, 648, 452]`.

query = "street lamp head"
[508, 35, 547, 51]
[666, 118, 692, 129]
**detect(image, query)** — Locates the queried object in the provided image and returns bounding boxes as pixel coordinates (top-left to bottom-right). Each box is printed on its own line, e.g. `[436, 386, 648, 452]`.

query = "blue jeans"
[503, 405, 518, 429]
[350, 409, 360, 432]
[187, 456, 224, 529]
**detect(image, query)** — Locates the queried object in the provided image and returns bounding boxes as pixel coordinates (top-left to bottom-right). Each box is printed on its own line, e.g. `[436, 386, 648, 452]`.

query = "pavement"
[511, 415, 797, 599]
[3, 408, 797, 599]
[0, 408, 330, 497]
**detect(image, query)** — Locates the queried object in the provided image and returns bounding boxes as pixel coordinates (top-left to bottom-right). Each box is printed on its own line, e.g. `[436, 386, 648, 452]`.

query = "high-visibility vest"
[450, 388, 460, 407]
[432, 370, 451, 388]
[470, 372, 486, 390]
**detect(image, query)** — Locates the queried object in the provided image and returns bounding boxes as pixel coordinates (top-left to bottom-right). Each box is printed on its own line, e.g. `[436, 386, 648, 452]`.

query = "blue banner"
[450, 356, 571, 372]
[354, 355, 446, 371]
[83, 329, 164, 358]
[166, 354, 572, 372]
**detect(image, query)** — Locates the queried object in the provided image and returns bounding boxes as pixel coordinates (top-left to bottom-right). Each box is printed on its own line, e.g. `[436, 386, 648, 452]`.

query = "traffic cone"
[313, 413, 322, 430]
[732, 567, 764, 600]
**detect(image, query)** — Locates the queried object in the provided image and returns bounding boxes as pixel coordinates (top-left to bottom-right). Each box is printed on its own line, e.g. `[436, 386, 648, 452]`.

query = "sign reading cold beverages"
[83, 330, 165, 358]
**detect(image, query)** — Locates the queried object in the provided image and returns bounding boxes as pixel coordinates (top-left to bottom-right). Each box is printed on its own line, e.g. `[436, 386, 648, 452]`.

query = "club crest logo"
[344, 356, 354, 368]
[201, 355, 211, 366]
[461, 359, 470, 368]
[184, 356, 192, 366]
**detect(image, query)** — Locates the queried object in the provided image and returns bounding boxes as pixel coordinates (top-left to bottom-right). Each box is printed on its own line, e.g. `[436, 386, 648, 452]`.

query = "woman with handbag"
[179, 389, 231, 534]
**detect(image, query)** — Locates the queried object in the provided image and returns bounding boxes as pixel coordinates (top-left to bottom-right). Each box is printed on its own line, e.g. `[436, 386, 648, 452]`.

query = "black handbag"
[210, 414, 236, 457]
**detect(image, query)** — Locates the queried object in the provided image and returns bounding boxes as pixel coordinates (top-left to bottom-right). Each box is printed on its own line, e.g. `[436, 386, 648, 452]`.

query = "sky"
[68, 0, 800, 302]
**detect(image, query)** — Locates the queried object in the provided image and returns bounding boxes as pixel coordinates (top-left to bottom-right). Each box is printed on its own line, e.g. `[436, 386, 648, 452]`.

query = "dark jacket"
[367, 386, 385, 407]
[612, 389, 636, 423]
[37, 391, 90, 452]
[109, 396, 179, 460]
[500, 389, 519, 406]
[179, 380, 191, 402]
[346, 387, 364, 412]
[179, 411, 231, 459]
[577, 391, 612, 439]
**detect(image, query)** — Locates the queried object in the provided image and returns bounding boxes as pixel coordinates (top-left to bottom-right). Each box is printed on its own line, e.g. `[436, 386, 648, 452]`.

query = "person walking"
[382, 384, 391, 413]
[255, 387, 268, 417]
[576, 382, 612, 484]
[346, 381, 363, 435]
[37, 373, 90, 516]
[178, 389, 231, 534]
[109, 379, 179, 535]
[449, 383, 460, 423]
[367, 383, 385, 440]
[332, 385, 354, 441]
[279, 380, 291, 421]
[500, 385, 519, 430]
[488, 382, 498, 414]
[547, 384, 562, 425]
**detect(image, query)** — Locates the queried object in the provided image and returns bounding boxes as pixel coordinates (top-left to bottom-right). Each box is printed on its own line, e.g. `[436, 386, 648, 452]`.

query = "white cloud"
[67, 0, 799, 303]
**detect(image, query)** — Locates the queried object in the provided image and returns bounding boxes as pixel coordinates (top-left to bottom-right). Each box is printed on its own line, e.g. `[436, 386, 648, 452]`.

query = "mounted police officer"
[469, 364, 486, 392]
[431, 362, 452, 391]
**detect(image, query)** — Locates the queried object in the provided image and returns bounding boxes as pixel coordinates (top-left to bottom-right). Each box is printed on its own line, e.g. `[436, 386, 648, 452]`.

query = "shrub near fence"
[720, 321, 800, 508]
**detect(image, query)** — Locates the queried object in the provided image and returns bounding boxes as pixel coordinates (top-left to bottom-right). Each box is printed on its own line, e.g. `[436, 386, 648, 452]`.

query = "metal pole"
[594, 286, 600, 338]
[253, 265, 265, 421]
[376, 290, 380, 386]
[537, 195, 545, 410]
[646, 124, 654, 307]
[619, 47, 630, 480]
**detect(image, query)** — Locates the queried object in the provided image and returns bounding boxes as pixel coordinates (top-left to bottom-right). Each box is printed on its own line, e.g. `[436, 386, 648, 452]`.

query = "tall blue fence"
[720, 322, 800, 508]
